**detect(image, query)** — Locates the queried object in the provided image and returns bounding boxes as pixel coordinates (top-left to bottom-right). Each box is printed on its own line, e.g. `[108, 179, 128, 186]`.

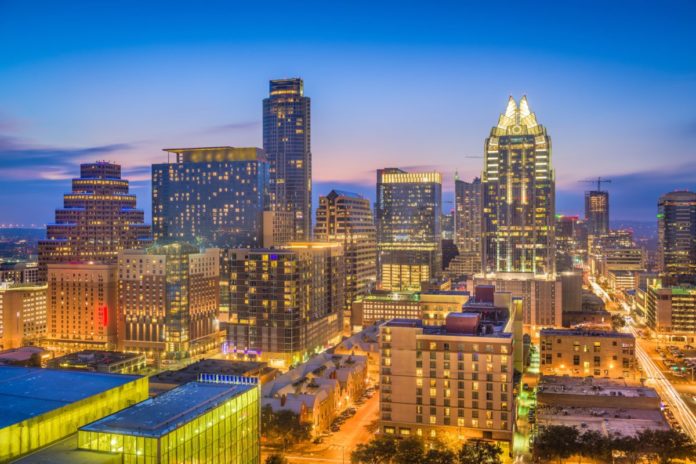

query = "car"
[313, 437, 324, 444]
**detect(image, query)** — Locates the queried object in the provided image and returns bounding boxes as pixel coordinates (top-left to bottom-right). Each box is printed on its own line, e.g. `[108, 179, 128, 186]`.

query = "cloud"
[200, 121, 261, 134]
[0, 135, 134, 180]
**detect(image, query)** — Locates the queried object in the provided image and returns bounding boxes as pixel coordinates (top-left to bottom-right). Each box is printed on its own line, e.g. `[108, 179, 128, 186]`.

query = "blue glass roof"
[0, 367, 141, 429]
[80, 381, 254, 438]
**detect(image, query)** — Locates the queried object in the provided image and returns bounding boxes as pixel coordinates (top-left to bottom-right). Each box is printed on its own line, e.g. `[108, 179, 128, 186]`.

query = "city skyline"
[1, 1, 696, 225]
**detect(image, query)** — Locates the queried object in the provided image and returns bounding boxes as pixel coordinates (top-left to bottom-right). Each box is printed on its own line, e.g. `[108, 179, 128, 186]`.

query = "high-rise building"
[118, 244, 220, 360]
[315, 190, 377, 316]
[446, 177, 482, 277]
[376, 168, 442, 291]
[378, 296, 520, 448]
[585, 190, 610, 237]
[46, 263, 118, 352]
[263, 78, 312, 240]
[152, 147, 269, 247]
[224, 243, 344, 368]
[482, 97, 555, 275]
[555, 215, 580, 272]
[657, 190, 696, 283]
[38, 162, 151, 280]
[0, 282, 47, 349]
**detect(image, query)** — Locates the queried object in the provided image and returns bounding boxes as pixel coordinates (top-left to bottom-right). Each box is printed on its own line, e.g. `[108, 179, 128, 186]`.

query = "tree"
[577, 429, 611, 463]
[395, 437, 425, 464]
[612, 434, 642, 464]
[351, 435, 398, 464]
[532, 425, 579, 464]
[611, 314, 626, 331]
[261, 406, 311, 446]
[424, 448, 456, 464]
[265, 454, 288, 464]
[457, 439, 503, 464]
[638, 428, 696, 464]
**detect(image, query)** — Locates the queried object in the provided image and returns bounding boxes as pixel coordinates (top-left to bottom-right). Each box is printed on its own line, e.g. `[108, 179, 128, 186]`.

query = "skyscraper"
[657, 190, 696, 283]
[152, 146, 269, 247]
[376, 168, 442, 291]
[585, 190, 610, 237]
[38, 162, 151, 279]
[482, 96, 555, 275]
[118, 243, 220, 360]
[315, 190, 377, 316]
[263, 78, 312, 240]
[446, 177, 482, 276]
[224, 243, 344, 368]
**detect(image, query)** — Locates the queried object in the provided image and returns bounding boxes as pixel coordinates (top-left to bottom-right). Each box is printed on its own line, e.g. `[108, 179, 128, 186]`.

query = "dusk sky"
[1, 1, 695, 226]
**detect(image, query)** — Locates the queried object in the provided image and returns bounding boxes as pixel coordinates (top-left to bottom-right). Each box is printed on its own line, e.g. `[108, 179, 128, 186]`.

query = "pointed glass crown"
[496, 96, 539, 131]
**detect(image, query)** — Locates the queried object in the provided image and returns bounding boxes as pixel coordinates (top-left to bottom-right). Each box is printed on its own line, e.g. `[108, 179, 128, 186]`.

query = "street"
[588, 276, 696, 440]
[262, 391, 380, 463]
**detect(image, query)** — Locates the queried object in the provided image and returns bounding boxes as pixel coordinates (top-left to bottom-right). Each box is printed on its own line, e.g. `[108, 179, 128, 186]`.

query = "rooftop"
[538, 376, 657, 399]
[540, 328, 634, 339]
[150, 359, 272, 386]
[80, 381, 254, 438]
[0, 367, 141, 429]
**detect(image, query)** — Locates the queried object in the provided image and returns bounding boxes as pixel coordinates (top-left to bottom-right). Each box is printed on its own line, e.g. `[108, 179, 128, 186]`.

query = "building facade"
[657, 190, 696, 283]
[447, 177, 482, 277]
[0, 283, 47, 349]
[646, 282, 696, 341]
[152, 147, 269, 247]
[225, 243, 344, 368]
[585, 190, 610, 237]
[482, 97, 555, 275]
[46, 263, 117, 352]
[38, 162, 151, 280]
[118, 244, 221, 360]
[376, 168, 442, 291]
[263, 78, 312, 240]
[315, 190, 377, 316]
[539, 328, 636, 379]
[379, 313, 515, 447]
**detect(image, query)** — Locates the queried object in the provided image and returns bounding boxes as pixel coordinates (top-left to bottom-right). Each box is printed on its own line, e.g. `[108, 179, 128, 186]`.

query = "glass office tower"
[263, 78, 312, 240]
[482, 96, 555, 275]
[152, 147, 269, 248]
[658, 190, 696, 283]
[376, 168, 442, 291]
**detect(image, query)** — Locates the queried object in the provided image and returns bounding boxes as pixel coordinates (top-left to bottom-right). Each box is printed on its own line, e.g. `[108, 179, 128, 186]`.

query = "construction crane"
[580, 176, 612, 191]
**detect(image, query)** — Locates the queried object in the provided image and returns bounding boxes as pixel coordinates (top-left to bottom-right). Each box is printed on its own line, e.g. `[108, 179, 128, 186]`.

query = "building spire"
[519, 95, 530, 118]
[504, 96, 517, 118]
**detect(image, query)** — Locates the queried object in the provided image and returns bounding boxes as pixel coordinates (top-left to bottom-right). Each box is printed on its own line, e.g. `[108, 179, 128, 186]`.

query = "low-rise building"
[262, 353, 368, 435]
[149, 359, 277, 394]
[536, 376, 669, 437]
[78, 377, 260, 464]
[351, 290, 470, 331]
[0, 366, 148, 462]
[333, 324, 380, 382]
[539, 329, 636, 379]
[0, 282, 47, 349]
[0, 346, 49, 366]
[48, 350, 146, 374]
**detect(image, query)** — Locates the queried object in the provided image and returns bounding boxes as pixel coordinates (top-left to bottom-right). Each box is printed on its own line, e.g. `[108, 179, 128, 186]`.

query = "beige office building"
[379, 310, 516, 447]
[540, 328, 636, 379]
[118, 244, 220, 360]
[46, 263, 117, 353]
[0, 283, 47, 349]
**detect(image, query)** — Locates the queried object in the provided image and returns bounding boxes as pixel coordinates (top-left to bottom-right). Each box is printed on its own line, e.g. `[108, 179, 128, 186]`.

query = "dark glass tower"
[585, 190, 610, 236]
[482, 96, 555, 275]
[376, 168, 442, 291]
[263, 78, 312, 240]
[152, 146, 269, 247]
[658, 190, 696, 283]
[38, 162, 151, 279]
